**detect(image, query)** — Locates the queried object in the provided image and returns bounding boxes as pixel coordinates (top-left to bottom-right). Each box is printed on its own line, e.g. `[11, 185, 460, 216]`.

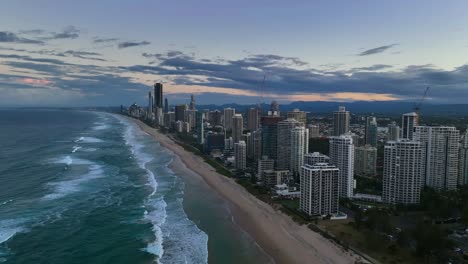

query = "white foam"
[51, 156, 93, 166]
[74, 137, 103, 143]
[43, 164, 104, 200]
[92, 122, 109, 131]
[0, 219, 27, 245]
[0, 200, 13, 206]
[71, 146, 82, 153]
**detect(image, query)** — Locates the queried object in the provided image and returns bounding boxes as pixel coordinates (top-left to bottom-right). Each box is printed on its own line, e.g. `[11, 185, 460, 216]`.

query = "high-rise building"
[329, 134, 354, 198]
[332, 106, 350, 136]
[223, 108, 235, 131]
[247, 107, 260, 131]
[290, 126, 309, 178]
[287, 109, 307, 124]
[209, 110, 222, 127]
[163, 112, 175, 128]
[243, 133, 252, 158]
[232, 114, 243, 143]
[383, 140, 424, 204]
[401, 112, 418, 140]
[164, 98, 169, 113]
[365, 116, 378, 147]
[234, 141, 247, 170]
[258, 156, 274, 180]
[277, 119, 304, 171]
[196, 112, 204, 144]
[189, 94, 196, 110]
[459, 131, 468, 185]
[300, 163, 339, 216]
[387, 121, 400, 141]
[184, 109, 197, 129]
[308, 124, 320, 138]
[154, 83, 163, 109]
[175, 104, 187, 122]
[354, 145, 377, 177]
[304, 152, 330, 166]
[261, 114, 283, 162]
[251, 129, 262, 163]
[204, 133, 225, 154]
[148, 91, 153, 117]
[413, 126, 460, 190]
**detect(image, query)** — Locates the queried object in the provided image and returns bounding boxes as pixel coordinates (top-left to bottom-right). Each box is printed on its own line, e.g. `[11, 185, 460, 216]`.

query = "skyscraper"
[354, 145, 377, 177]
[329, 134, 354, 198]
[189, 94, 196, 110]
[459, 130, 468, 185]
[383, 140, 424, 204]
[364, 116, 378, 147]
[175, 104, 187, 122]
[287, 109, 307, 124]
[232, 114, 243, 143]
[270, 101, 280, 115]
[154, 83, 163, 109]
[277, 118, 304, 171]
[164, 98, 169, 113]
[247, 107, 259, 131]
[148, 91, 153, 116]
[223, 108, 235, 131]
[308, 124, 320, 138]
[300, 163, 339, 216]
[196, 111, 204, 144]
[387, 121, 400, 141]
[234, 141, 247, 170]
[332, 106, 350, 136]
[413, 126, 460, 190]
[261, 114, 283, 162]
[290, 126, 309, 178]
[401, 112, 418, 140]
[258, 156, 274, 180]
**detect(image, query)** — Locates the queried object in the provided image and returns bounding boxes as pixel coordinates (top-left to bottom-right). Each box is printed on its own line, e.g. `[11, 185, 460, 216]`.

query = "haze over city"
[2, 0, 468, 106]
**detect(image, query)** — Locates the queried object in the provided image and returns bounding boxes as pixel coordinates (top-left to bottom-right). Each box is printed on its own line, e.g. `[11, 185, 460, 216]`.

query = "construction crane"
[414, 86, 430, 124]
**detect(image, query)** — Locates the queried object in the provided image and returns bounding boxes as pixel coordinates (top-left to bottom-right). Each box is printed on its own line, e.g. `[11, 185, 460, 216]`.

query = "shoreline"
[128, 117, 357, 264]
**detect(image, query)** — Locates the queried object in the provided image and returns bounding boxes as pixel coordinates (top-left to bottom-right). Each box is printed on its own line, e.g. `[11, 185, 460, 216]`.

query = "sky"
[1, 0, 468, 106]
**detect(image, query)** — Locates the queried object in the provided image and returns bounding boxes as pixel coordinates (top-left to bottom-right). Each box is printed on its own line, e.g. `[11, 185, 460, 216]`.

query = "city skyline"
[2, 1, 468, 106]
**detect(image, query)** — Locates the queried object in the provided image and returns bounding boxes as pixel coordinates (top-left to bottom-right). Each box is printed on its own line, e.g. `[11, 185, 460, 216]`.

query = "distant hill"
[197, 101, 468, 117]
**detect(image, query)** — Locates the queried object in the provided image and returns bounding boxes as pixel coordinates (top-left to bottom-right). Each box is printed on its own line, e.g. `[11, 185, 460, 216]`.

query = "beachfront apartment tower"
[300, 163, 339, 216]
[413, 126, 460, 191]
[332, 106, 350, 136]
[387, 121, 400, 141]
[277, 118, 305, 171]
[223, 108, 235, 131]
[234, 141, 247, 170]
[354, 145, 377, 177]
[261, 114, 283, 163]
[247, 107, 260, 131]
[383, 140, 424, 204]
[290, 126, 309, 178]
[401, 112, 418, 140]
[154, 83, 163, 110]
[365, 116, 378, 147]
[329, 134, 355, 198]
[232, 114, 243, 143]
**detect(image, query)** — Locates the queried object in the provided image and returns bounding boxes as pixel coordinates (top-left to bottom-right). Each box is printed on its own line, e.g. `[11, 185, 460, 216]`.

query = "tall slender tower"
[290, 126, 309, 178]
[223, 108, 235, 131]
[329, 134, 355, 198]
[148, 91, 153, 116]
[232, 114, 243, 143]
[365, 116, 378, 147]
[332, 106, 350, 136]
[189, 94, 196, 110]
[164, 98, 169, 113]
[247, 107, 260, 131]
[401, 112, 418, 140]
[154, 83, 163, 109]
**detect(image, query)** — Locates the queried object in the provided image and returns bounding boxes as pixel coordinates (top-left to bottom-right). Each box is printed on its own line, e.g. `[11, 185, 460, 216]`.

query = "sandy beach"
[129, 117, 357, 264]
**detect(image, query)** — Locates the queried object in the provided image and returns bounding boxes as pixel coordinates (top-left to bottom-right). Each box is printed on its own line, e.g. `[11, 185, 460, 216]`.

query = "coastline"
[128, 117, 357, 264]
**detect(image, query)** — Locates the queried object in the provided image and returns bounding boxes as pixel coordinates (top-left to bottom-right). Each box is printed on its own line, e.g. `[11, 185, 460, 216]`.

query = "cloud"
[349, 64, 393, 72]
[118, 41, 150, 49]
[93, 37, 119, 43]
[0, 47, 105, 61]
[45, 26, 80, 40]
[0, 31, 44, 44]
[358, 44, 398, 56]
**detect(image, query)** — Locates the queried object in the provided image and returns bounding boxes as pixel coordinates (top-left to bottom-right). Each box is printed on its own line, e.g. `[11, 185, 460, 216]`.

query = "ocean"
[0, 109, 272, 264]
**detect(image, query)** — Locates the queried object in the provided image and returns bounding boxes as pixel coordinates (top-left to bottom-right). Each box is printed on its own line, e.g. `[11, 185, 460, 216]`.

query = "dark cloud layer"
[118, 41, 150, 49]
[358, 44, 398, 56]
[93, 37, 119, 43]
[45, 26, 80, 40]
[0, 32, 43, 44]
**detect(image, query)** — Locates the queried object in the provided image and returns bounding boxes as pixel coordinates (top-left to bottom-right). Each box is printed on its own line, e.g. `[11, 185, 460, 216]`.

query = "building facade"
[354, 145, 377, 177]
[329, 134, 355, 198]
[234, 141, 247, 170]
[332, 106, 350, 136]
